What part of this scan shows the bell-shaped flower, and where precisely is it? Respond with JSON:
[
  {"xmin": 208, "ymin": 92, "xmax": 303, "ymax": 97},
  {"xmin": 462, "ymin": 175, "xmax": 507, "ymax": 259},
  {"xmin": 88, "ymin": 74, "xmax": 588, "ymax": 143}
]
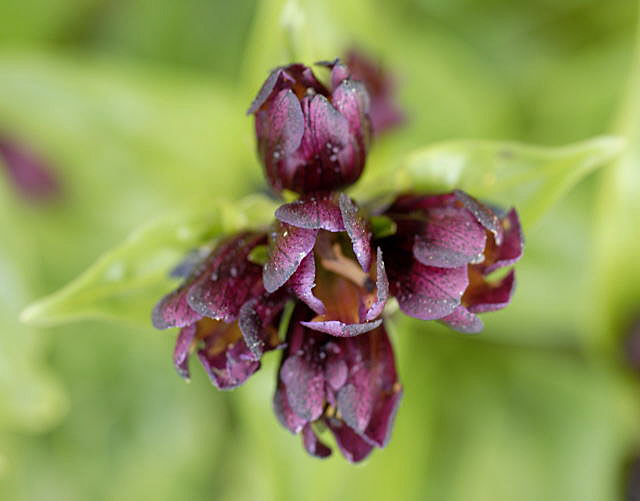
[
  {"xmin": 248, "ymin": 62, "xmax": 372, "ymax": 194},
  {"xmin": 375, "ymin": 190, "xmax": 523, "ymax": 333},
  {"xmin": 152, "ymin": 232, "xmax": 287, "ymax": 389},
  {"xmin": 262, "ymin": 192, "xmax": 389, "ymax": 337},
  {"xmin": 274, "ymin": 305, "xmax": 402, "ymax": 462}
]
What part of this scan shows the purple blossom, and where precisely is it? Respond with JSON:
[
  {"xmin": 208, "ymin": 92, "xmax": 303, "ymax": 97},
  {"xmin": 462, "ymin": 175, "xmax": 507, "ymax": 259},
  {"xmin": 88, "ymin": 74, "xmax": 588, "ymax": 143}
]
[
  {"xmin": 248, "ymin": 62, "xmax": 372, "ymax": 194},
  {"xmin": 152, "ymin": 54, "xmax": 526, "ymax": 463},
  {"xmin": 264, "ymin": 192, "xmax": 388, "ymax": 337},
  {"xmin": 376, "ymin": 190, "xmax": 524, "ymax": 333},
  {"xmin": 344, "ymin": 48, "xmax": 405, "ymax": 135},
  {"xmin": 152, "ymin": 232, "xmax": 286, "ymax": 389},
  {"xmin": 0, "ymin": 136, "xmax": 60, "ymax": 202},
  {"xmin": 274, "ymin": 304, "xmax": 402, "ymax": 462}
]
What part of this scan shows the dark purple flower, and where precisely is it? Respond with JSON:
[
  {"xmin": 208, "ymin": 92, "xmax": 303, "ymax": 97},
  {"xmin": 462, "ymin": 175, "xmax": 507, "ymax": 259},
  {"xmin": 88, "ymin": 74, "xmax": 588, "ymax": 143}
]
[
  {"xmin": 263, "ymin": 192, "xmax": 388, "ymax": 336},
  {"xmin": 0, "ymin": 136, "xmax": 60, "ymax": 202},
  {"xmin": 248, "ymin": 62, "xmax": 372, "ymax": 194},
  {"xmin": 274, "ymin": 304, "xmax": 402, "ymax": 462},
  {"xmin": 152, "ymin": 232, "xmax": 287, "ymax": 389},
  {"xmin": 344, "ymin": 48, "xmax": 405, "ymax": 135},
  {"xmin": 376, "ymin": 190, "xmax": 524, "ymax": 333}
]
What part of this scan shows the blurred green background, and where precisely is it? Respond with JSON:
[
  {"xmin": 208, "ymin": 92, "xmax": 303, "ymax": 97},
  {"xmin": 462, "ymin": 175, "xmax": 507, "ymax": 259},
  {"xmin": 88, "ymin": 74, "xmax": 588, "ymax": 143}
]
[{"xmin": 1, "ymin": 0, "xmax": 640, "ymax": 500}]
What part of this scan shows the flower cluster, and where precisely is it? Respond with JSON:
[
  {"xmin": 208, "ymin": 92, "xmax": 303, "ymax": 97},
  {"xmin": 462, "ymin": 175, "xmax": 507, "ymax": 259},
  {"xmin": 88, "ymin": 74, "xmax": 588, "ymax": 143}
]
[{"xmin": 153, "ymin": 59, "xmax": 523, "ymax": 462}]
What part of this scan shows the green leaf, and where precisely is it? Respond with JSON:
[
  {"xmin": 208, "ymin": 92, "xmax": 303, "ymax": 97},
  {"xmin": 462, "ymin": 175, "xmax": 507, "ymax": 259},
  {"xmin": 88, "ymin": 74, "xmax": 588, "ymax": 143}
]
[
  {"xmin": 587, "ymin": 31, "xmax": 640, "ymax": 351},
  {"xmin": 20, "ymin": 195, "xmax": 278, "ymax": 328},
  {"xmin": 395, "ymin": 135, "xmax": 624, "ymax": 227}
]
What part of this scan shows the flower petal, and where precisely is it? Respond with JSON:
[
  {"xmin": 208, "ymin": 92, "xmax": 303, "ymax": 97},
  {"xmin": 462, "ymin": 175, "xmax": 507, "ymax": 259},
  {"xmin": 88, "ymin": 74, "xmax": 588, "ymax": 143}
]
[
  {"xmin": 339, "ymin": 193, "xmax": 372, "ymax": 271},
  {"xmin": 286, "ymin": 252, "xmax": 326, "ymax": 315},
  {"xmin": 152, "ymin": 284, "xmax": 202, "ymax": 329},
  {"xmin": 336, "ymin": 324, "xmax": 401, "ymax": 446},
  {"xmin": 263, "ymin": 223, "xmax": 318, "ymax": 293},
  {"xmin": 273, "ymin": 382, "xmax": 307, "ymax": 434},
  {"xmin": 484, "ymin": 209, "xmax": 524, "ymax": 273},
  {"xmin": 364, "ymin": 247, "xmax": 389, "ymax": 322},
  {"xmin": 301, "ymin": 423, "xmax": 332, "ymax": 459},
  {"xmin": 466, "ymin": 269, "xmax": 516, "ymax": 313},
  {"xmin": 454, "ymin": 190, "xmax": 503, "ymax": 245},
  {"xmin": 324, "ymin": 356, "xmax": 348, "ymax": 391},
  {"xmin": 247, "ymin": 67, "xmax": 283, "ymax": 114},
  {"xmin": 325, "ymin": 418, "xmax": 374, "ymax": 463},
  {"xmin": 413, "ymin": 207, "xmax": 487, "ymax": 268},
  {"xmin": 390, "ymin": 257, "xmax": 468, "ymax": 320},
  {"xmin": 187, "ymin": 233, "xmax": 265, "ymax": 322},
  {"xmin": 332, "ymin": 79, "xmax": 371, "ymax": 141},
  {"xmin": 275, "ymin": 193, "xmax": 344, "ymax": 231},
  {"xmin": 439, "ymin": 305, "xmax": 484, "ymax": 334},
  {"xmin": 300, "ymin": 318, "xmax": 382, "ymax": 337},
  {"xmin": 256, "ymin": 88, "xmax": 305, "ymax": 157},
  {"xmin": 196, "ymin": 320, "xmax": 260, "ymax": 390},
  {"xmin": 293, "ymin": 94, "xmax": 360, "ymax": 192},
  {"xmin": 173, "ymin": 324, "xmax": 197, "ymax": 380},
  {"xmin": 280, "ymin": 354, "xmax": 325, "ymax": 422},
  {"xmin": 364, "ymin": 384, "xmax": 402, "ymax": 448},
  {"xmin": 238, "ymin": 292, "xmax": 287, "ymax": 359}
]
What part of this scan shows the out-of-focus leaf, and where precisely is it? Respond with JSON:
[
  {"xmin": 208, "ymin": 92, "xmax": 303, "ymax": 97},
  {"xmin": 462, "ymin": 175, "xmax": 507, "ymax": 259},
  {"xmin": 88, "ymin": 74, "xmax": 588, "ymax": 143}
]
[
  {"xmin": 0, "ymin": 256, "xmax": 68, "ymax": 433},
  {"xmin": 588, "ymin": 28, "xmax": 640, "ymax": 352},
  {"xmin": 394, "ymin": 135, "xmax": 624, "ymax": 226},
  {"xmin": 20, "ymin": 195, "xmax": 278, "ymax": 328}
]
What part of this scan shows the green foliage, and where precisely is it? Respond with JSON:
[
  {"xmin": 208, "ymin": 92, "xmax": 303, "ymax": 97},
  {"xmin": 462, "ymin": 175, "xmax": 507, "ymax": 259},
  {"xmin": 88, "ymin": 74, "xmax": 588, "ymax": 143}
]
[
  {"xmin": 588, "ymin": 29, "xmax": 640, "ymax": 351},
  {"xmin": 396, "ymin": 135, "xmax": 624, "ymax": 227},
  {"xmin": 20, "ymin": 195, "xmax": 277, "ymax": 327}
]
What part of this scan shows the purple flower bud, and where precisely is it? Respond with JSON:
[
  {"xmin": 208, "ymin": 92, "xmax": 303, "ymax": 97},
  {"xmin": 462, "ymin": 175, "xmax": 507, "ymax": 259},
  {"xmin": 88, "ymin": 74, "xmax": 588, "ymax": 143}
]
[
  {"xmin": 344, "ymin": 48, "xmax": 405, "ymax": 135},
  {"xmin": 376, "ymin": 190, "xmax": 524, "ymax": 333},
  {"xmin": 0, "ymin": 136, "xmax": 61, "ymax": 202},
  {"xmin": 152, "ymin": 232, "xmax": 286, "ymax": 389},
  {"xmin": 248, "ymin": 62, "xmax": 372, "ymax": 194},
  {"xmin": 274, "ymin": 305, "xmax": 402, "ymax": 462}
]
